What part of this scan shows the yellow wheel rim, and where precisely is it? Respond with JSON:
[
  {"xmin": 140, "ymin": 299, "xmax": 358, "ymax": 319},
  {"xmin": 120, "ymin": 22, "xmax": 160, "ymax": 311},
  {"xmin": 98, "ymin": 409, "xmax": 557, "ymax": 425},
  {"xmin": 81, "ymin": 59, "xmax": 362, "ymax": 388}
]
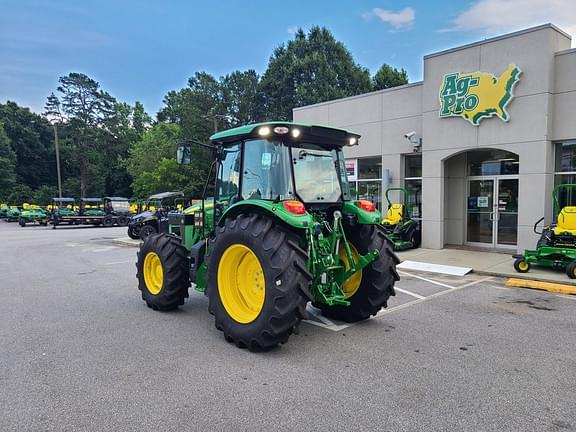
[
  {"xmin": 217, "ymin": 244, "xmax": 265, "ymax": 324},
  {"xmin": 143, "ymin": 252, "xmax": 163, "ymax": 295},
  {"xmin": 518, "ymin": 261, "xmax": 529, "ymax": 271},
  {"xmin": 339, "ymin": 244, "xmax": 363, "ymax": 299}
]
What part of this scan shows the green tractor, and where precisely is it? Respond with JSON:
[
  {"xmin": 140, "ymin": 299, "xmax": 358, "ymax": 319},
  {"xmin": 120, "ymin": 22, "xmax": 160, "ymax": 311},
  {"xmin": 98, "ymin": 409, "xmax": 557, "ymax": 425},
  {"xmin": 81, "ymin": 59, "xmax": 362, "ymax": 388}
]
[
  {"xmin": 381, "ymin": 187, "xmax": 421, "ymax": 251},
  {"xmin": 18, "ymin": 204, "xmax": 49, "ymax": 227},
  {"xmin": 136, "ymin": 122, "xmax": 399, "ymax": 351},
  {"xmin": 513, "ymin": 184, "xmax": 576, "ymax": 279}
]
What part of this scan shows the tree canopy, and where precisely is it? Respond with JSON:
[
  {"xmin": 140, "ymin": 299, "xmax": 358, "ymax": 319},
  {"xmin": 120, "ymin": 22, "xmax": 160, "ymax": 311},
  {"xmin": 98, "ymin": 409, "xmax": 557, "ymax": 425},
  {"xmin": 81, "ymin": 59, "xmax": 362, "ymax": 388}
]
[
  {"xmin": 2, "ymin": 26, "xmax": 409, "ymax": 204},
  {"xmin": 372, "ymin": 64, "xmax": 408, "ymax": 91},
  {"xmin": 260, "ymin": 26, "xmax": 373, "ymax": 120}
]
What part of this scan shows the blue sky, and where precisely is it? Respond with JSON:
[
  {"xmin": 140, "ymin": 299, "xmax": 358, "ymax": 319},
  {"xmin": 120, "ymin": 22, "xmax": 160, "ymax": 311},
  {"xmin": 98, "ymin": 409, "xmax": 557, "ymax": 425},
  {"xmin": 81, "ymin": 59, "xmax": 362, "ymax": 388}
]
[{"xmin": 1, "ymin": 0, "xmax": 575, "ymax": 115}]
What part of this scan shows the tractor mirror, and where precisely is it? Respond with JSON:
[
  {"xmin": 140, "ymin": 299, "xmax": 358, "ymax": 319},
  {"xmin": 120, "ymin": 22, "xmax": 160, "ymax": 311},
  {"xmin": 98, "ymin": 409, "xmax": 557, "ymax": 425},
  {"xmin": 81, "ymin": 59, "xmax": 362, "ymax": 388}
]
[{"xmin": 177, "ymin": 143, "xmax": 192, "ymax": 165}]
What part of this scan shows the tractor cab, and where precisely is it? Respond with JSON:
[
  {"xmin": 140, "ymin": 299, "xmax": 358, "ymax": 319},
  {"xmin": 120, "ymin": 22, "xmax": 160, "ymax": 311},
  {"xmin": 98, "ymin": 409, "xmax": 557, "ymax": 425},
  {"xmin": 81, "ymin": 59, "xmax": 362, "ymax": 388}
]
[{"xmin": 205, "ymin": 122, "xmax": 361, "ymax": 223}]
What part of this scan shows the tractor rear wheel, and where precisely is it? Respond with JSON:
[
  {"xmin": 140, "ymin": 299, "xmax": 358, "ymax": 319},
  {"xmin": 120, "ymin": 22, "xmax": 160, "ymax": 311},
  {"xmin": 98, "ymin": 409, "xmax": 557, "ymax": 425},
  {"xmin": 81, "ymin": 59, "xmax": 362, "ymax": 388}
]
[
  {"xmin": 136, "ymin": 233, "xmax": 190, "ymax": 310},
  {"xmin": 18, "ymin": 218, "xmax": 25, "ymax": 227},
  {"xmin": 315, "ymin": 224, "xmax": 400, "ymax": 323},
  {"xmin": 207, "ymin": 214, "xmax": 312, "ymax": 351}
]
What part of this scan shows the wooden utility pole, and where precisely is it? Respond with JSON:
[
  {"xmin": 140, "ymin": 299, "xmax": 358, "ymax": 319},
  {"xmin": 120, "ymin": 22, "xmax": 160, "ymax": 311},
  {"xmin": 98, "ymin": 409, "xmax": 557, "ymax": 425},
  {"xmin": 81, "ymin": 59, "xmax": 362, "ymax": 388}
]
[{"xmin": 53, "ymin": 124, "xmax": 63, "ymax": 199}]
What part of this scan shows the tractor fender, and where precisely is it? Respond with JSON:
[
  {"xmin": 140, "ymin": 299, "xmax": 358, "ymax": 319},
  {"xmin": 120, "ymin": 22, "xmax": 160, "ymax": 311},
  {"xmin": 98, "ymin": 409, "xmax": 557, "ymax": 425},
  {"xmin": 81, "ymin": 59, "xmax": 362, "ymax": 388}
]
[{"xmin": 218, "ymin": 200, "xmax": 313, "ymax": 230}]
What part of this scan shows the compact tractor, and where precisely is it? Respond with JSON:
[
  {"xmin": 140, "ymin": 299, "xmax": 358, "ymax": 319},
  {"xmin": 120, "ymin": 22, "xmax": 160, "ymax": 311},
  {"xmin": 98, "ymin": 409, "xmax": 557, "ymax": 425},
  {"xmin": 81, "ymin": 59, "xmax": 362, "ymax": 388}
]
[
  {"xmin": 381, "ymin": 187, "xmax": 421, "ymax": 250},
  {"xmin": 135, "ymin": 122, "xmax": 399, "ymax": 351},
  {"xmin": 514, "ymin": 184, "xmax": 576, "ymax": 279}
]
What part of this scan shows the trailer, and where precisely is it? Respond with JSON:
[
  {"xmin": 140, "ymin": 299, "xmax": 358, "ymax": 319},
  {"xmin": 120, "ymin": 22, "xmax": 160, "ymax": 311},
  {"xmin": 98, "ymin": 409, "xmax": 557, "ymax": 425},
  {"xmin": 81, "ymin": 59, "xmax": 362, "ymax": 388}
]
[{"xmin": 50, "ymin": 197, "xmax": 132, "ymax": 228}]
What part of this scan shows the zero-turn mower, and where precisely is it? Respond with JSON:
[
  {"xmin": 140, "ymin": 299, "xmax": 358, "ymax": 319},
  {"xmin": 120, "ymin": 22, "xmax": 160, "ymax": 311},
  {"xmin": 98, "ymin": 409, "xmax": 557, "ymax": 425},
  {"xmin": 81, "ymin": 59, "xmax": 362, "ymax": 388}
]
[
  {"xmin": 513, "ymin": 184, "xmax": 576, "ymax": 279},
  {"xmin": 381, "ymin": 187, "xmax": 421, "ymax": 251}
]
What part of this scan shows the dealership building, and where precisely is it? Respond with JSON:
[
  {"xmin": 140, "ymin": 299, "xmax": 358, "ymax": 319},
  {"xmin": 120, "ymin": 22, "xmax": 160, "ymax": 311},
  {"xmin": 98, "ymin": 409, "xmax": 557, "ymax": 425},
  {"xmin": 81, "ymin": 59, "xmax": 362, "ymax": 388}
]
[{"xmin": 293, "ymin": 23, "xmax": 576, "ymax": 253}]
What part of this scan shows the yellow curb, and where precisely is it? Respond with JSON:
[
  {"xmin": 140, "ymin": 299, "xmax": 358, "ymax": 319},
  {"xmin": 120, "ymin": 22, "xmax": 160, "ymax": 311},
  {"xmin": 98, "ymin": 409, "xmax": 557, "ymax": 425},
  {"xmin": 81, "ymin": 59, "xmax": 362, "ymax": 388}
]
[{"xmin": 506, "ymin": 278, "xmax": 576, "ymax": 295}]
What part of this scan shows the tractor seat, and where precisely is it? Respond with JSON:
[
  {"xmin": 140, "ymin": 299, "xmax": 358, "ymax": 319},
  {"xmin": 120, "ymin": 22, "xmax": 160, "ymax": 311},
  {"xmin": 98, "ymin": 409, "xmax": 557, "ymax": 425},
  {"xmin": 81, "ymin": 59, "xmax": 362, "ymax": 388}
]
[
  {"xmin": 553, "ymin": 206, "xmax": 576, "ymax": 236},
  {"xmin": 382, "ymin": 204, "xmax": 404, "ymax": 226}
]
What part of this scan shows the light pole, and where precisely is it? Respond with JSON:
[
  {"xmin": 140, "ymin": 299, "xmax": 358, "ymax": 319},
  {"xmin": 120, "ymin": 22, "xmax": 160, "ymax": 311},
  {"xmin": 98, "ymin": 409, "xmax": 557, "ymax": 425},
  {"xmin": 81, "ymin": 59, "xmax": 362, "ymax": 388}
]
[
  {"xmin": 53, "ymin": 124, "xmax": 63, "ymax": 199},
  {"xmin": 201, "ymin": 114, "xmax": 237, "ymax": 134}
]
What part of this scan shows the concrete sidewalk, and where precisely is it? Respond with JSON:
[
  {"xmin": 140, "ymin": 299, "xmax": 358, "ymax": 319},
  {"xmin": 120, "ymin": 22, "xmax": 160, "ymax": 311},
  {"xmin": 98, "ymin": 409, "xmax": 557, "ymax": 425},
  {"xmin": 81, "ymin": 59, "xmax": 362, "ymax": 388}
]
[{"xmin": 396, "ymin": 247, "xmax": 575, "ymax": 284}]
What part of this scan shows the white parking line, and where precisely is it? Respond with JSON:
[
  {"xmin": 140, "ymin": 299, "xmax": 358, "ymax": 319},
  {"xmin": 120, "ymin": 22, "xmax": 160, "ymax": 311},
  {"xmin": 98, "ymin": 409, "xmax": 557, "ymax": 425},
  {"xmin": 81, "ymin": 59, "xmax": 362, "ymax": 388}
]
[
  {"xmin": 398, "ymin": 270, "xmax": 456, "ymax": 289},
  {"xmin": 104, "ymin": 260, "xmax": 133, "ymax": 265},
  {"xmin": 395, "ymin": 287, "xmax": 426, "ymax": 299}
]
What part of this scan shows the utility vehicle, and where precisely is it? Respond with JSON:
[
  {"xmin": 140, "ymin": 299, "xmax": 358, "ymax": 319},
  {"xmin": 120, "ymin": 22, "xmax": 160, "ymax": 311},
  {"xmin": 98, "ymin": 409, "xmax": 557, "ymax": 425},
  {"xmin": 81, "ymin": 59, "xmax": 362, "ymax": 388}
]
[
  {"xmin": 136, "ymin": 122, "xmax": 399, "ymax": 351},
  {"xmin": 18, "ymin": 204, "xmax": 48, "ymax": 227},
  {"xmin": 127, "ymin": 191, "xmax": 185, "ymax": 240}
]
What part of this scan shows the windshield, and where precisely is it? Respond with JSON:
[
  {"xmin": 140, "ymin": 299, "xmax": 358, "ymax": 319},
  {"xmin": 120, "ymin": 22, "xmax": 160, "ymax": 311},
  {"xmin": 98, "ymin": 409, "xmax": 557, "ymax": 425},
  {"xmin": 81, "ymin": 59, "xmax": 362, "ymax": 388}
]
[{"xmin": 291, "ymin": 144, "xmax": 347, "ymax": 203}]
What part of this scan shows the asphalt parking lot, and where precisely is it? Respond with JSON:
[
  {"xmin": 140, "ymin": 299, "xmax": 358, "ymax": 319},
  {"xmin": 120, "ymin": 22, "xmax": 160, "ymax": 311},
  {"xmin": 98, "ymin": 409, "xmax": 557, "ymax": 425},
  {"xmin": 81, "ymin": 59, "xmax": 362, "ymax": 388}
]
[{"xmin": 1, "ymin": 222, "xmax": 575, "ymax": 431}]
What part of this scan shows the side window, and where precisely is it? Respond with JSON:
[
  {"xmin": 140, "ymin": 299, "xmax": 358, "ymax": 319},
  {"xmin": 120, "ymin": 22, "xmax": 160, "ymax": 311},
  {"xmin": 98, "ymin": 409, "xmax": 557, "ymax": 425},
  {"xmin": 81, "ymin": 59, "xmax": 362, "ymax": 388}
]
[
  {"xmin": 241, "ymin": 140, "xmax": 292, "ymax": 200},
  {"xmin": 218, "ymin": 143, "xmax": 241, "ymax": 202}
]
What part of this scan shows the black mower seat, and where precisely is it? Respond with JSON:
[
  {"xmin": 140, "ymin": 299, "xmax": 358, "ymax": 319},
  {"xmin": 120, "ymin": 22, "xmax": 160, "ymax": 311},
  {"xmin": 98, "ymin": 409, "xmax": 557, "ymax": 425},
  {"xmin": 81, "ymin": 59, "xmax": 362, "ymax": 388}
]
[{"xmin": 553, "ymin": 206, "xmax": 576, "ymax": 236}]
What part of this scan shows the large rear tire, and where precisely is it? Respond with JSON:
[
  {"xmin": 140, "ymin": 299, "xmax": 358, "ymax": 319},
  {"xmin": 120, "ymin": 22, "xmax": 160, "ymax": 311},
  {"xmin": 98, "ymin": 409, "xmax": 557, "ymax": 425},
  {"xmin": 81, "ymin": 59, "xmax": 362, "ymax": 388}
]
[
  {"xmin": 315, "ymin": 224, "xmax": 400, "ymax": 322},
  {"xmin": 207, "ymin": 214, "xmax": 312, "ymax": 351},
  {"xmin": 136, "ymin": 233, "xmax": 190, "ymax": 310}
]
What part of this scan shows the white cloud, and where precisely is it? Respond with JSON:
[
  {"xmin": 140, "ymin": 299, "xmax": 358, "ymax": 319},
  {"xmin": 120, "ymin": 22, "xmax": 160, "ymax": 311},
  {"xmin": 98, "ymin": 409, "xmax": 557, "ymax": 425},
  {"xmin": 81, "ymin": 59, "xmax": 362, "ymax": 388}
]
[
  {"xmin": 445, "ymin": 0, "xmax": 576, "ymax": 44},
  {"xmin": 363, "ymin": 7, "xmax": 415, "ymax": 30},
  {"xmin": 287, "ymin": 26, "xmax": 299, "ymax": 35}
]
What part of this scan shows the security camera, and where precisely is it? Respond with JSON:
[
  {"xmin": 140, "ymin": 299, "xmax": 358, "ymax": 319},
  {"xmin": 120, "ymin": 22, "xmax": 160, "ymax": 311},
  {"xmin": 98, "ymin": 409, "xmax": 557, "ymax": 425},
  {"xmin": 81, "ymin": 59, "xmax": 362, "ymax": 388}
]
[{"xmin": 404, "ymin": 131, "xmax": 416, "ymax": 139}]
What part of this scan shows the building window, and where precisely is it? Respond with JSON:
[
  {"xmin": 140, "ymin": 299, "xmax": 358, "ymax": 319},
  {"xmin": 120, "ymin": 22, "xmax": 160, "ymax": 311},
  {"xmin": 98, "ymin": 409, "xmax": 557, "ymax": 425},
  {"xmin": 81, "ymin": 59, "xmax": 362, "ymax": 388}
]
[
  {"xmin": 467, "ymin": 149, "xmax": 519, "ymax": 176},
  {"xmin": 554, "ymin": 141, "xmax": 576, "ymax": 209},
  {"xmin": 404, "ymin": 155, "xmax": 422, "ymax": 219},
  {"xmin": 347, "ymin": 157, "xmax": 382, "ymax": 211}
]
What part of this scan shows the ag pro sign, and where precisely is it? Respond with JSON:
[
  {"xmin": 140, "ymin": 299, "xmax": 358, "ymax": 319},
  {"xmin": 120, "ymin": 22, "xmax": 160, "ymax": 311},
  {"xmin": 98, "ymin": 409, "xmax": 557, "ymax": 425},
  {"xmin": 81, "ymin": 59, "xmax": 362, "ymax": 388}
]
[{"xmin": 439, "ymin": 64, "xmax": 522, "ymax": 126}]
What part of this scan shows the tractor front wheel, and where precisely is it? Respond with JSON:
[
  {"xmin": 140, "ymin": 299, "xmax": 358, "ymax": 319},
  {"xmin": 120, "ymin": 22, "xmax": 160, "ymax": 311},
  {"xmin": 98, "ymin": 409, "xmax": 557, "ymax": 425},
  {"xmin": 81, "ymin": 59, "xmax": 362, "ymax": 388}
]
[
  {"xmin": 207, "ymin": 214, "xmax": 311, "ymax": 351},
  {"xmin": 18, "ymin": 218, "xmax": 26, "ymax": 227},
  {"xmin": 315, "ymin": 224, "xmax": 400, "ymax": 323},
  {"xmin": 136, "ymin": 233, "xmax": 190, "ymax": 310}
]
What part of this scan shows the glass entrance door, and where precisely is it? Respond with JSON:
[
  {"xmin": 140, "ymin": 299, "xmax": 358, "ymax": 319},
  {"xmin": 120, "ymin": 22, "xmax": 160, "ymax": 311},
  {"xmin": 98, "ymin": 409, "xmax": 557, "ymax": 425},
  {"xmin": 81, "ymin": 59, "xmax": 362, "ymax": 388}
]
[
  {"xmin": 467, "ymin": 179, "xmax": 494, "ymax": 245},
  {"xmin": 496, "ymin": 178, "xmax": 518, "ymax": 246},
  {"xmin": 466, "ymin": 177, "xmax": 518, "ymax": 248}
]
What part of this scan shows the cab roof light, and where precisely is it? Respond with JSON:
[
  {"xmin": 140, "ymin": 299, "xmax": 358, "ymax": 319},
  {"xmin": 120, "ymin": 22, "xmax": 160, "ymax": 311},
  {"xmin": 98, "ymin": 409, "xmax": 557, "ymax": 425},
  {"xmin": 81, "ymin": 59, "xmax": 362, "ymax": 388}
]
[
  {"xmin": 283, "ymin": 200, "xmax": 306, "ymax": 215},
  {"xmin": 258, "ymin": 126, "xmax": 271, "ymax": 136},
  {"xmin": 356, "ymin": 199, "xmax": 376, "ymax": 212}
]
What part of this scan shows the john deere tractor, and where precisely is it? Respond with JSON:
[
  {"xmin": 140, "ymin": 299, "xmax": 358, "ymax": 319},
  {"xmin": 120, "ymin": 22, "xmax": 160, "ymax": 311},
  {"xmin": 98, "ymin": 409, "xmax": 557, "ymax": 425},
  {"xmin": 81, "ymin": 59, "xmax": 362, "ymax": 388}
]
[{"xmin": 136, "ymin": 122, "xmax": 399, "ymax": 351}]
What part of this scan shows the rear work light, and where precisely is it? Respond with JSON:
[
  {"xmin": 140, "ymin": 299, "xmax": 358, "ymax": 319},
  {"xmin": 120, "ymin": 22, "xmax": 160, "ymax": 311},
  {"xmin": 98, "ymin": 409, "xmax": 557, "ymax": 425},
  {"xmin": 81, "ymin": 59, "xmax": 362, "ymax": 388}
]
[
  {"xmin": 283, "ymin": 200, "xmax": 306, "ymax": 215},
  {"xmin": 356, "ymin": 200, "xmax": 376, "ymax": 212}
]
